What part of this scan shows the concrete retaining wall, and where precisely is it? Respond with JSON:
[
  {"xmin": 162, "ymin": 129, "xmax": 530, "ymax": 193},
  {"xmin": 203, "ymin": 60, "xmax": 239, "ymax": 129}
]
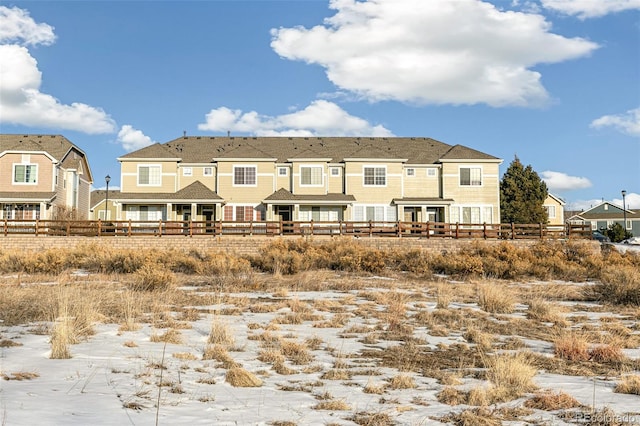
[{"xmin": 0, "ymin": 235, "xmax": 600, "ymax": 256}]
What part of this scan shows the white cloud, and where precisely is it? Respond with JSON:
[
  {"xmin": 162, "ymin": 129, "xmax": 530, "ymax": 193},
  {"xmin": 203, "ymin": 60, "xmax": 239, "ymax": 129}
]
[
  {"xmin": 270, "ymin": 0, "xmax": 598, "ymax": 107},
  {"xmin": 590, "ymin": 108, "xmax": 640, "ymax": 137},
  {"xmin": 198, "ymin": 100, "xmax": 394, "ymax": 137},
  {"xmin": 541, "ymin": 170, "xmax": 592, "ymax": 191},
  {"xmin": 117, "ymin": 125, "xmax": 155, "ymax": 152},
  {"xmin": 569, "ymin": 193, "xmax": 640, "ymax": 211},
  {"xmin": 0, "ymin": 8, "xmax": 116, "ymax": 134},
  {"xmin": 0, "ymin": 6, "xmax": 55, "ymax": 46},
  {"xmin": 541, "ymin": 0, "xmax": 640, "ymax": 19}
]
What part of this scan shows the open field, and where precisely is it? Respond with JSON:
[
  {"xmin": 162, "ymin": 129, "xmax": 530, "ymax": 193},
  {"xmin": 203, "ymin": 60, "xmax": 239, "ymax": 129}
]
[{"xmin": 1, "ymin": 239, "xmax": 639, "ymax": 425}]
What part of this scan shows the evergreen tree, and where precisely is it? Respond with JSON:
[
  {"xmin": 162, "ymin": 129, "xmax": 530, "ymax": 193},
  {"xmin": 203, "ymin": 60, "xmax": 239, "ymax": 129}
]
[
  {"xmin": 604, "ymin": 223, "xmax": 631, "ymax": 243},
  {"xmin": 500, "ymin": 157, "xmax": 549, "ymax": 224}
]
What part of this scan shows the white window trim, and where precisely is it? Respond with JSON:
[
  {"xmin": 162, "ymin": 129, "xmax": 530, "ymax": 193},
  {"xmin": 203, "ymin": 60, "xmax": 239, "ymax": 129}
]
[
  {"xmin": 12, "ymin": 163, "xmax": 38, "ymax": 185},
  {"xmin": 363, "ymin": 165, "xmax": 387, "ymax": 187},
  {"xmin": 137, "ymin": 164, "xmax": 162, "ymax": 186},
  {"xmin": 299, "ymin": 165, "xmax": 324, "ymax": 187},
  {"xmin": 182, "ymin": 167, "xmax": 193, "ymax": 177},
  {"xmin": 545, "ymin": 205, "xmax": 556, "ymax": 219},
  {"xmin": 233, "ymin": 165, "xmax": 258, "ymax": 187},
  {"xmin": 406, "ymin": 168, "xmax": 415, "ymax": 177},
  {"xmin": 203, "ymin": 167, "xmax": 213, "ymax": 176},
  {"xmin": 330, "ymin": 167, "xmax": 340, "ymax": 177},
  {"xmin": 278, "ymin": 167, "xmax": 288, "ymax": 177},
  {"xmin": 459, "ymin": 166, "xmax": 483, "ymax": 187},
  {"xmin": 427, "ymin": 168, "xmax": 437, "ymax": 177}
]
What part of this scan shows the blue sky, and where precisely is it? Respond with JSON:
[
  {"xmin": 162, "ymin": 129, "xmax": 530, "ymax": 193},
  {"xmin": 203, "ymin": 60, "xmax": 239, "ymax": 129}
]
[{"xmin": 1, "ymin": 0, "xmax": 638, "ymax": 211}]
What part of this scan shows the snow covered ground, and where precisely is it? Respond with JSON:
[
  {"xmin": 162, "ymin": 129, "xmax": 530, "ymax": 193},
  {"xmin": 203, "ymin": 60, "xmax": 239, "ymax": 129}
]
[{"xmin": 1, "ymin": 274, "xmax": 639, "ymax": 426}]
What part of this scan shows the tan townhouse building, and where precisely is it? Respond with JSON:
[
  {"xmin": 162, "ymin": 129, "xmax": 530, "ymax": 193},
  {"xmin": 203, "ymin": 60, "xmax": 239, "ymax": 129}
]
[
  {"xmin": 0, "ymin": 134, "xmax": 93, "ymax": 220},
  {"xmin": 92, "ymin": 136, "xmax": 503, "ymax": 225}
]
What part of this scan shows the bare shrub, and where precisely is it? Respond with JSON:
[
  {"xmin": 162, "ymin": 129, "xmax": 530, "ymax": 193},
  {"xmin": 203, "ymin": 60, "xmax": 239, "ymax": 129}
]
[
  {"xmin": 589, "ymin": 343, "xmax": 626, "ymax": 363},
  {"xmin": 592, "ymin": 264, "xmax": 640, "ymax": 305},
  {"xmin": 483, "ymin": 352, "xmax": 537, "ymax": 403},
  {"xmin": 313, "ymin": 400, "xmax": 350, "ymax": 410},
  {"xmin": 526, "ymin": 298, "xmax": 567, "ymax": 326},
  {"xmin": 208, "ymin": 317, "xmax": 235, "ymax": 347},
  {"xmin": 203, "ymin": 345, "xmax": 240, "ymax": 369}
]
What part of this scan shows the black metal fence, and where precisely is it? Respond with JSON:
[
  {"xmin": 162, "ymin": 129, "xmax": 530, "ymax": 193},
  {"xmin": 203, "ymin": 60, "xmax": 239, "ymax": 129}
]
[{"xmin": 1, "ymin": 219, "xmax": 592, "ymax": 240}]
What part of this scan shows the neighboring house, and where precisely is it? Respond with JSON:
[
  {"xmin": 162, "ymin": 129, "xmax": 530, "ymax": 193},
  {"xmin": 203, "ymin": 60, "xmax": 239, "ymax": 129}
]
[
  {"xmin": 544, "ymin": 193, "xmax": 565, "ymax": 226},
  {"xmin": 568, "ymin": 201, "xmax": 639, "ymax": 237},
  {"xmin": 92, "ymin": 136, "xmax": 503, "ymax": 225},
  {"xmin": 0, "ymin": 134, "xmax": 93, "ymax": 220}
]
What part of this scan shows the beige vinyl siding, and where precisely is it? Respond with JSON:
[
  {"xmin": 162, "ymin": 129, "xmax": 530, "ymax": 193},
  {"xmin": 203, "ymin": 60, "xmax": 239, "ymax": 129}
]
[
  {"xmin": 327, "ymin": 166, "xmax": 343, "ymax": 193},
  {"xmin": 402, "ymin": 166, "xmax": 440, "ymax": 198},
  {"xmin": 345, "ymin": 162, "xmax": 403, "ymax": 204},
  {"xmin": 0, "ymin": 153, "xmax": 54, "ymax": 192},
  {"xmin": 76, "ymin": 176, "xmax": 91, "ymax": 219},
  {"xmin": 442, "ymin": 162, "xmax": 501, "ymax": 223},
  {"xmin": 120, "ymin": 161, "xmax": 178, "ymax": 193},
  {"xmin": 217, "ymin": 161, "xmax": 276, "ymax": 203},
  {"xmin": 291, "ymin": 163, "xmax": 327, "ymax": 195},
  {"xmin": 275, "ymin": 165, "xmax": 291, "ymax": 191},
  {"xmin": 178, "ymin": 165, "xmax": 216, "ymax": 191},
  {"xmin": 544, "ymin": 196, "xmax": 565, "ymax": 226}
]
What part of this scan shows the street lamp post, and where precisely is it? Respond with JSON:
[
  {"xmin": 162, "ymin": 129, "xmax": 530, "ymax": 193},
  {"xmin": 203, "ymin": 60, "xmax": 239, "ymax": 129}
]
[
  {"xmin": 622, "ymin": 190, "xmax": 627, "ymax": 236},
  {"xmin": 105, "ymin": 175, "xmax": 111, "ymax": 221}
]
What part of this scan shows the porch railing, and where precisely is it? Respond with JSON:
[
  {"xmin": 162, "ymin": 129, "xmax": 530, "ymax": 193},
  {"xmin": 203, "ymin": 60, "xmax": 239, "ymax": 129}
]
[{"xmin": 1, "ymin": 218, "xmax": 592, "ymax": 240}]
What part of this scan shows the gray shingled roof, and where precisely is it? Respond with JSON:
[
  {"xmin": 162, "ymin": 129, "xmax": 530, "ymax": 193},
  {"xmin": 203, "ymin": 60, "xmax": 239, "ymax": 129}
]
[
  {"xmin": 1, "ymin": 134, "xmax": 74, "ymax": 161},
  {"xmin": 91, "ymin": 181, "xmax": 222, "ymax": 205},
  {"xmin": 264, "ymin": 188, "xmax": 356, "ymax": 203},
  {"xmin": 120, "ymin": 136, "xmax": 500, "ymax": 165},
  {"xmin": 0, "ymin": 192, "xmax": 56, "ymax": 202}
]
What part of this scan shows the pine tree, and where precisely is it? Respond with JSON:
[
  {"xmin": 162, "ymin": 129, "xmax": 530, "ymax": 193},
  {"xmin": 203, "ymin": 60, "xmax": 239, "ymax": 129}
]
[{"xmin": 500, "ymin": 157, "xmax": 549, "ymax": 224}]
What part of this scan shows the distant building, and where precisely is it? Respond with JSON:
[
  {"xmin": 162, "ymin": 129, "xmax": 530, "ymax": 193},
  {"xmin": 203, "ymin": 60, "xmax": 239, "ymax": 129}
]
[
  {"xmin": 90, "ymin": 136, "xmax": 503, "ymax": 225},
  {"xmin": 568, "ymin": 201, "xmax": 638, "ymax": 237},
  {"xmin": 544, "ymin": 193, "xmax": 565, "ymax": 226},
  {"xmin": 0, "ymin": 134, "xmax": 93, "ymax": 220}
]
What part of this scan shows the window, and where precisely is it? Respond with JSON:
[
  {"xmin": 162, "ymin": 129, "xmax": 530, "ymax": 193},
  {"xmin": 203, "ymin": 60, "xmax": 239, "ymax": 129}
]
[
  {"xmin": 462, "ymin": 207, "xmax": 481, "ymax": 224},
  {"xmin": 460, "ymin": 167, "xmax": 482, "ymax": 186},
  {"xmin": 545, "ymin": 205, "xmax": 556, "ymax": 219},
  {"xmin": 330, "ymin": 167, "xmax": 340, "ymax": 177},
  {"xmin": 278, "ymin": 167, "xmax": 288, "ymax": 177},
  {"xmin": 138, "ymin": 165, "xmax": 161, "ymax": 185},
  {"xmin": 233, "ymin": 166, "xmax": 256, "ymax": 186},
  {"xmin": 353, "ymin": 205, "xmax": 395, "ymax": 222},
  {"xmin": 13, "ymin": 164, "xmax": 37, "ymax": 184},
  {"xmin": 224, "ymin": 205, "xmax": 256, "ymax": 221},
  {"xmin": 427, "ymin": 168, "xmax": 437, "ymax": 177},
  {"xmin": 300, "ymin": 166, "xmax": 323, "ymax": 186},
  {"xmin": 203, "ymin": 167, "xmax": 213, "ymax": 176},
  {"xmin": 364, "ymin": 167, "xmax": 386, "ymax": 186},
  {"xmin": 182, "ymin": 167, "xmax": 192, "ymax": 176},
  {"xmin": 406, "ymin": 168, "xmax": 415, "ymax": 177}
]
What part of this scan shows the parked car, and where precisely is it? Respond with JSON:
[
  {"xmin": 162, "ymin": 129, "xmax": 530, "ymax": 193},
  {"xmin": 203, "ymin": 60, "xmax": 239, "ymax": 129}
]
[{"xmin": 592, "ymin": 231, "xmax": 611, "ymax": 243}]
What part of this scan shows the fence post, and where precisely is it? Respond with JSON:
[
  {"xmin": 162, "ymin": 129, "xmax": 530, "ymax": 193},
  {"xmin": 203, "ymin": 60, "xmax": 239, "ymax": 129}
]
[
  {"xmin": 426, "ymin": 221, "xmax": 430, "ymax": 239},
  {"xmin": 3, "ymin": 218, "xmax": 7, "ymax": 236},
  {"xmin": 455, "ymin": 222, "xmax": 459, "ymax": 239},
  {"xmin": 189, "ymin": 220, "xmax": 193, "ymax": 237},
  {"xmin": 511, "ymin": 222, "xmax": 515, "ymax": 240},
  {"xmin": 66, "ymin": 221, "xmax": 70, "ymax": 237},
  {"xmin": 369, "ymin": 220, "xmax": 372, "ymax": 237},
  {"xmin": 539, "ymin": 223, "xmax": 544, "ymax": 239},
  {"xmin": 128, "ymin": 219, "xmax": 132, "ymax": 237},
  {"xmin": 483, "ymin": 222, "xmax": 487, "ymax": 239},
  {"xmin": 97, "ymin": 218, "xmax": 102, "ymax": 237},
  {"xmin": 35, "ymin": 218, "xmax": 39, "ymax": 237},
  {"xmin": 397, "ymin": 221, "xmax": 401, "ymax": 238}
]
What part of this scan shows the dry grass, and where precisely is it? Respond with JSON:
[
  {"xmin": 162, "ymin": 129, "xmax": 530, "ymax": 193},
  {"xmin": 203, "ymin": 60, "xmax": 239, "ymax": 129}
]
[
  {"xmin": 150, "ymin": 328, "xmax": 183, "ymax": 344},
  {"xmin": 208, "ymin": 317, "xmax": 235, "ymax": 347},
  {"xmin": 614, "ymin": 375, "xmax": 640, "ymax": 395},
  {"xmin": 225, "ymin": 367, "xmax": 263, "ymax": 387},
  {"xmin": 313, "ymin": 399, "xmax": 351, "ymax": 410},
  {"xmin": 554, "ymin": 333, "xmax": 590, "ymax": 362},
  {"xmin": 129, "ymin": 264, "xmax": 176, "ymax": 292},
  {"xmin": 202, "ymin": 345, "xmax": 241, "ymax": 369},
  {"xmin": 475, "ymin": 352, "xmax": 538, "ymax": 404},
  {"xmin": 526, "ymin": 298, "xmax": 568, "ymax": 325},
  {"xmin": 477, "ymin": 282, "xmax": 516, "ymax": 314},
  {"xmin": 2, "ymin": 371, "xmax": 40, "ymax": 381},
  {"xmin": 524, "ymin": 391, "xmax": 583, "ymax": 410},
  {"xmin": 388, "ymin": 373, "xmax": 416, "ymax": 390}
]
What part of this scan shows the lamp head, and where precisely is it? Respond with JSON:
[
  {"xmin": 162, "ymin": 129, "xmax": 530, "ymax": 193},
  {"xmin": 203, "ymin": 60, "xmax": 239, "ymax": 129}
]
[{"xmin": 105, "ymin": 175, "xmax": 111, "ymax": 184}]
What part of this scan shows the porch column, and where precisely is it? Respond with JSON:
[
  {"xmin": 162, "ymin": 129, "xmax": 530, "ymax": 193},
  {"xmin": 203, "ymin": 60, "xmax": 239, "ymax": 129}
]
[
  {"xmin": 397, "ymin": 205, "xmax": 404, "ymax": 222},
  {"xmin": 39, "ymin": 202, "xmax": 46, "ymax": 219},
  {"xmin": 421, "ymin": 206, "xmax": 427, "ymax": 222},
  {"xmin": 191, "ymin": 203, "xmax": 197, "ymax": 220},
  {"xmin": 265, "ymin": 203, "xmax": 273, "ymax": 221},
  {"xmin": 166, "ymin": 203, "xmax": 172, "ymax": 221},
  {"xmin": 293, "ymin": 204, "xmax": 300, "ymax": 221},
  {"xmin": 215, "ymin": 204, "xmax": 222, "ymax": 221}
]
